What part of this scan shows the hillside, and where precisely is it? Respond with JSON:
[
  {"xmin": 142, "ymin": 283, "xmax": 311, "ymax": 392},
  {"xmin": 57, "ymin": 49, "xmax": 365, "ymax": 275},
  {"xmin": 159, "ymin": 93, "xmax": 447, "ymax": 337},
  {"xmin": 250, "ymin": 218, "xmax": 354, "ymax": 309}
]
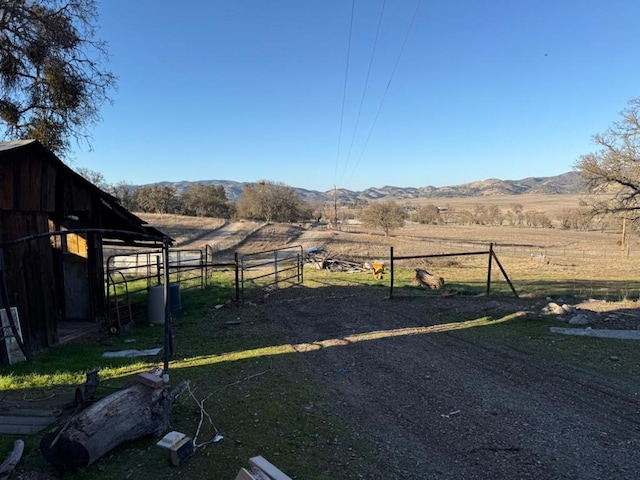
[{"xmin": 149, "ymin": 171, "xmax": 585, "ymax": 203}]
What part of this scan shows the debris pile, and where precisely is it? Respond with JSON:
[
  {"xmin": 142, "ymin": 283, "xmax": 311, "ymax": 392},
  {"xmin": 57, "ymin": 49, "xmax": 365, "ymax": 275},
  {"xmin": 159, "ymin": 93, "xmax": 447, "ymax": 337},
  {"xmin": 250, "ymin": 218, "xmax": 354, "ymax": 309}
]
[{"xmin": 304, "ymin": 247, "xmax": 372, "ymax": 274}]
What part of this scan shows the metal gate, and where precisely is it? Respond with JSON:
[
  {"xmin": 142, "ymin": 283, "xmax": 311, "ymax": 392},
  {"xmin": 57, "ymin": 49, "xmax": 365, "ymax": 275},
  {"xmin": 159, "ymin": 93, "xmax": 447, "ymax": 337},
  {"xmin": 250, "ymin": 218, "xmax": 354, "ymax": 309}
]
[{"xmin": 240, "ymin": 245, "xmax": 303, "ymax": 301}]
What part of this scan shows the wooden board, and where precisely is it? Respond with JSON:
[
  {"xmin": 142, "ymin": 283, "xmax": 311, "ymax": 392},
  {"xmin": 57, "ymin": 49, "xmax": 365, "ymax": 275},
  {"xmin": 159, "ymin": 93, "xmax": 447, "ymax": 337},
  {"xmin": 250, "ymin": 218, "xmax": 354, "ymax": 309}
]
[
  {"xmin": 0, "ymin": 409, "xmax": 61, "ymax": 435},
  {"xmin": 234, "ymin": 468, "xmax": 257, "ymax": 480},
  {"xmin": 248, "ymin": 456, "xmax": 292, "ymax": 480}
]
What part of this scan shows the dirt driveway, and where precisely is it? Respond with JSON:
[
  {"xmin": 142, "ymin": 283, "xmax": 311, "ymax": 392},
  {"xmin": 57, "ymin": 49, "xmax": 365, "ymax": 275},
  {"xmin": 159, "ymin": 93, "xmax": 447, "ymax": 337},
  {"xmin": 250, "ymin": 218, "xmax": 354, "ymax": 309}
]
[{"xmin": 260, "ymin": 285, "xmax": 640, "ymax": 479}]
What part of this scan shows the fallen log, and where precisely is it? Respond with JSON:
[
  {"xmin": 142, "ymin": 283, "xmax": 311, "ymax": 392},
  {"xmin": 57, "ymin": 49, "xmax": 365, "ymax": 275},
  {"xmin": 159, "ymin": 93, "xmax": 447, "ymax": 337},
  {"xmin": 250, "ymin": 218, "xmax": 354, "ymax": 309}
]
[
  {"xmin": 412, "ymin": 269, "xmax": 444, "ymax": 290},
  {"xmin": 0, "ymin": 439, "xmax": 24, "ymax": 480},
  {"xmin": 41, "ymin": 380, "xmax": 187, "ymax": 473}
]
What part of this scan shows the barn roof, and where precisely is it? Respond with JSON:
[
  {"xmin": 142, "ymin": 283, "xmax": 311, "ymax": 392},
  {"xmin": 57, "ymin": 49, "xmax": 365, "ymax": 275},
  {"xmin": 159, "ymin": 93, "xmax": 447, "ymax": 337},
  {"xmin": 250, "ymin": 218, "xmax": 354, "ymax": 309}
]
[{"xmin": 0, "ymin": 140, "xmax": 170, "ymax": 246}]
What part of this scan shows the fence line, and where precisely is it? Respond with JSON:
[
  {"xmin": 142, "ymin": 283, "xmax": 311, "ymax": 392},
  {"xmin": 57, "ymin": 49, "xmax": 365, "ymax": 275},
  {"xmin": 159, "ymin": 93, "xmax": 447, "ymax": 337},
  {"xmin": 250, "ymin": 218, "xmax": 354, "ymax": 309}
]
[{"xmin": 389, "ymin": 244, "xmax": 518, "ymax": 299}]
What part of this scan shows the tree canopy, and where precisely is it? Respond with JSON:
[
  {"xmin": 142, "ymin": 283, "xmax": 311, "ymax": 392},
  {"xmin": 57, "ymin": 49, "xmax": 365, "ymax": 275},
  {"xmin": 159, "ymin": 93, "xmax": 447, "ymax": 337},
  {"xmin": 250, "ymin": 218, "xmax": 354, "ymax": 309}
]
[
  {"xmin": 180, "ymin": 183, "xmax": 234, "ymax": 218},
  {"xmin": 134, "ymin": 185, "xmax": 178, "ymax": 214},
  {"xmin": 0, "ymin": 0, "xmax": 116, "ymax": 156},
  {"xmin": 361, "ymin": 200, "xmax": 405, "ymax": 236},
  {"xmin": 575, "ymin": 97, "xmax": 640, "ymax": 220},
  {"xmin": 236, "ymin": 181, "xmax": 310, "ymax": 222}
]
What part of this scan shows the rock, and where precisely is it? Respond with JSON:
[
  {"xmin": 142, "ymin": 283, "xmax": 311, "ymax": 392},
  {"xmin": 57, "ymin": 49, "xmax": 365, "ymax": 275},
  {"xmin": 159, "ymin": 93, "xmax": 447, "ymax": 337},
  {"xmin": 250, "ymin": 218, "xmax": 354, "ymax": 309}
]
[
  {"xmin": 542, "ymin": 302, "xmax": 567, "ymax": 315},
  {"xmin": 561, "ymin": 304, "xmax": 574, "ymax": 314},
  {"xmin": 568, "ymin": 314, "xmax": 590, "ymax": 326}
]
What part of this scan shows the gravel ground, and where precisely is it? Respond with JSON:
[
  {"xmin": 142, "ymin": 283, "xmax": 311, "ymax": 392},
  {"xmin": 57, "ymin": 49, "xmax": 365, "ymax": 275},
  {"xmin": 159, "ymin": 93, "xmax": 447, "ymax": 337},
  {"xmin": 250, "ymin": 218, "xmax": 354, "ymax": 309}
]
[{"xmin": 262, "ymin": 285, "xmax": 640, "ymax": 479}]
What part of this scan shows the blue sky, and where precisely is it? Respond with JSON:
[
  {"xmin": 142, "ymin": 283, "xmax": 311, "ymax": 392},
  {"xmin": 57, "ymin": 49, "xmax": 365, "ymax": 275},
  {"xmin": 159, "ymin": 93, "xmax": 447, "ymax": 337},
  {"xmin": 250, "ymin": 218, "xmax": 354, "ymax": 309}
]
[{"xmin": 73, "ymin": 0, "xmax": 640, "ymax": 192}]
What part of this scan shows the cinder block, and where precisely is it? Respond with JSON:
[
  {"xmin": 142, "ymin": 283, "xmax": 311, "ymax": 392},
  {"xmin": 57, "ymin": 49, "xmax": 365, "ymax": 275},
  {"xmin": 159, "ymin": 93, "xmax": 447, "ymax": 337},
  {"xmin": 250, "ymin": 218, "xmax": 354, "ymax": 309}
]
[
  {"xmin": 157, "ymin": 431, "xmax": 194, "ymax": 466},
  {"xmin": 136, "ymin": 372, "xmax": 164, "ymax": 388}
]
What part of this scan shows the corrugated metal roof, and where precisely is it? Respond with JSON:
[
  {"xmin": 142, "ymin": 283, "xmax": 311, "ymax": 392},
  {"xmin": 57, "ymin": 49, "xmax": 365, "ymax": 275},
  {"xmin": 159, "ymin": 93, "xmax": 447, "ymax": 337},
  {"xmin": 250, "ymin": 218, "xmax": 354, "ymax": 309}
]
[{"xmin": 0, "ymin": 139, "xmax": 36, "ymax": 152}]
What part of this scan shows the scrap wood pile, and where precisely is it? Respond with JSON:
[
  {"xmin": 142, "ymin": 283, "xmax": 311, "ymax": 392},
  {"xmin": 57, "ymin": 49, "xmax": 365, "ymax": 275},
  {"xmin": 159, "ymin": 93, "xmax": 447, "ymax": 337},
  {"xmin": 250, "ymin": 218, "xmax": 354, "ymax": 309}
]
[{"xmin": 304, "ymin": 246, "xmax": 371, "ymax": 273}]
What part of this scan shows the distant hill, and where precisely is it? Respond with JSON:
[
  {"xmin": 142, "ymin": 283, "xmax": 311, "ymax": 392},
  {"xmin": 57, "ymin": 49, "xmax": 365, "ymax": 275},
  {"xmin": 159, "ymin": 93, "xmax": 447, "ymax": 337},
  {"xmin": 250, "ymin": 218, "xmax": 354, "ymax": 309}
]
[{"xmin": 149, "ymin": 171, "xmax": 586, "ymax": 203}]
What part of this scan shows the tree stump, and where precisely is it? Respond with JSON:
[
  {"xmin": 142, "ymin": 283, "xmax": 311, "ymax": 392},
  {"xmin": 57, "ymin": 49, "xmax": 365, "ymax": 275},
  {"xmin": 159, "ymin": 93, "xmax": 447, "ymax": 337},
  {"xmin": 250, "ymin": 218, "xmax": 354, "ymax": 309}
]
[
  {"xmin": 41, "ymin": 380, "xmax": 187, "ymax": 473},
  {"xmin": 411, "ymin": 269, "xmax": 444, "ymax": 290}
]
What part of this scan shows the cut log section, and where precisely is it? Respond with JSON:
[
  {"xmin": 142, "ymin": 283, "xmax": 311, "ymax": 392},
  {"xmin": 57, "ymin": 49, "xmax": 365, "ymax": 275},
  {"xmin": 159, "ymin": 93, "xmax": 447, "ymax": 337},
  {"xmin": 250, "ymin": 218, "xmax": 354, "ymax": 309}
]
[
  {"xmin": 412, "ymin": 268, "xmax": 444, "ymax": 290},
  {"xmin": 41, "ymin": 381, "xmax": 187, "ymax": 473}
]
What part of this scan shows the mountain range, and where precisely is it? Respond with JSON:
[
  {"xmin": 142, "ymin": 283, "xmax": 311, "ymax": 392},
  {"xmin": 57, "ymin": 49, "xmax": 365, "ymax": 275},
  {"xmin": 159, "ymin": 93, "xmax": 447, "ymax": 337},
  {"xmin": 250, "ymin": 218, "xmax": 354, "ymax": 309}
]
[{"xmin": 152, "ymin": 171, "xmax": 585, "ymax": 204}]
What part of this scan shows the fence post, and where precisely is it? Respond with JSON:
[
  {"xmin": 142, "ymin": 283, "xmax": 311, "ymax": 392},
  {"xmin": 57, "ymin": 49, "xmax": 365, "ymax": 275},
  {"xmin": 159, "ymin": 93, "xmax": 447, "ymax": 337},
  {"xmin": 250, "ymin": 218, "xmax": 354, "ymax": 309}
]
[
  {"xmin": 162, "ymin": 237, "xmax": 172, "ymax": 383},
  {"xmin": 235, "ymin": 252, "xmax": 240, "ymax": 303},
  {"xmin": 274, "ymin": 250, "xmax": 279, "ymax": 288},
  {"xmin": 389, "ymin": 246, "xmax": 394, "ymax": 299},
  {"xmin": 299, "ymin": 248, "xmax": 304, "ymax": 285},
  {"xmin": 486, "ymin": 243, "xmax": 493, "ymax": 295}
]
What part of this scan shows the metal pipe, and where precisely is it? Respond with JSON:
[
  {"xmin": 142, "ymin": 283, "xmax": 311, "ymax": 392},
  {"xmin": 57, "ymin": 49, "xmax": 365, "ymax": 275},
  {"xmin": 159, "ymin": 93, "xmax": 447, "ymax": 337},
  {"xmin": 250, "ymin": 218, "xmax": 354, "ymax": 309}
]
[{"xmin": 162, "ymin": 237, "xmax": 171, "ymax": 383}]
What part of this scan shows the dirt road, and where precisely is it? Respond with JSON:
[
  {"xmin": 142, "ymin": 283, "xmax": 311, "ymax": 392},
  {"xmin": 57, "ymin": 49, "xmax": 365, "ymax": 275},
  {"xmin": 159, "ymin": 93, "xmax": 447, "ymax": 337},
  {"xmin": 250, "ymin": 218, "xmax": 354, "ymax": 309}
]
[{"xmin": 262, "ymin": 285, "xmax": 640, "ymax": 479}]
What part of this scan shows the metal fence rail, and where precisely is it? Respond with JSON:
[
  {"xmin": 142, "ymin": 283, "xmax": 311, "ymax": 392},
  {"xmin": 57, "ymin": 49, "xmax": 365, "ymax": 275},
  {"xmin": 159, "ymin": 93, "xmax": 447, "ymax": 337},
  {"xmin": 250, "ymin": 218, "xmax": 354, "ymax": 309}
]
[
  {"xmin": 240, "ymin": 245, "xmax": 304, "ymax": 301},
  {"xmin": 389, "ymin": 244, "xmax": 518, "ymax": 299}
]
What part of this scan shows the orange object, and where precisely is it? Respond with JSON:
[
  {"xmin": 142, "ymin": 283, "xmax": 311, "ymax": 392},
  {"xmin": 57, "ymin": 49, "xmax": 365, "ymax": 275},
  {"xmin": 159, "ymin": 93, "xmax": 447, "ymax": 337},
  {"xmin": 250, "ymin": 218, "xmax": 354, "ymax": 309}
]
[{"xmin": 372, "ymin": 262, "xmax": 384, "ymax": 279}]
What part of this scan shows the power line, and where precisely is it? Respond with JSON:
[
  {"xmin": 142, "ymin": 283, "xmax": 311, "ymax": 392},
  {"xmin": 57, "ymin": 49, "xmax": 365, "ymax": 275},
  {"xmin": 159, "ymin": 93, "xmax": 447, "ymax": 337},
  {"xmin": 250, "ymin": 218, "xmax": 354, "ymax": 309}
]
[
  {"xmin": 346, "ymin": 0, "xmax": 422, "ymax": 187},
  {"xmin": 334, "ymin": 0, "xmax": 356, "ymax": 185},
  {"xmin": 340, "ymin": 0, "xmax": 387, "ymax": 185}
]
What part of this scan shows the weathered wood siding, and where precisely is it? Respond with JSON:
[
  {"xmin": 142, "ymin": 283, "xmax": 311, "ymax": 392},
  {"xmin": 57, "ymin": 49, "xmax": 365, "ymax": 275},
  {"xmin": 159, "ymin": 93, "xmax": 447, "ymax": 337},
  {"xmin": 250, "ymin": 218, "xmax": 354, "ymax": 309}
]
[
  {"xmin": 0, "ymin": 140, "xmax": 162, "ymax": 357},
  {"xmin": 0, "ymin": 212, "xmax": 59, "ymax": 351}
]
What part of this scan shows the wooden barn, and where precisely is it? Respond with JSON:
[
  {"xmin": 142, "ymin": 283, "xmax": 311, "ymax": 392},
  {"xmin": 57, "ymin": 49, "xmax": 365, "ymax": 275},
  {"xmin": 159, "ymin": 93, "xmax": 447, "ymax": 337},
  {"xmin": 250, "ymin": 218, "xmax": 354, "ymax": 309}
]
[{"xmin": 0, "ymin": 140, "xmax": 167, "ymax": 362}]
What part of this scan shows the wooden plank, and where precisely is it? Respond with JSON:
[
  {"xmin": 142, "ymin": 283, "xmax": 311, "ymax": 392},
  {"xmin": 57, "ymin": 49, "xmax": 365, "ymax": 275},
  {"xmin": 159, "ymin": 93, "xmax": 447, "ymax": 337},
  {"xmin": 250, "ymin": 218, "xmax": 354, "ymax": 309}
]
[
  {"xmin": 0, "ymin": 415, "xmax": 57, "ymax": 426},
  {"xmin": 0, "ymin": 424, "xmax": 50, "ymax": 435},
  {"xmin": 235, "ymin": 468, "xmax": 257, "ymax": 480},
  {"xmin": 248, "ymin": 456, "xmax": 293, "ymax": 480},
  {"xmin": 0, "ymin": 409, "xmax": 60, "ymax": 417}
]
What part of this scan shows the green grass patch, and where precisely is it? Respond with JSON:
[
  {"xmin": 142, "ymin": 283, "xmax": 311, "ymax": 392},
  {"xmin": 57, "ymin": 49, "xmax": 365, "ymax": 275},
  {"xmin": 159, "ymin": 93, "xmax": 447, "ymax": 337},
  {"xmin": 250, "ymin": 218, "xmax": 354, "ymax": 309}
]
[{"xmin": 0, "ymin": 276, "xmax": 372, "ymax": 479}]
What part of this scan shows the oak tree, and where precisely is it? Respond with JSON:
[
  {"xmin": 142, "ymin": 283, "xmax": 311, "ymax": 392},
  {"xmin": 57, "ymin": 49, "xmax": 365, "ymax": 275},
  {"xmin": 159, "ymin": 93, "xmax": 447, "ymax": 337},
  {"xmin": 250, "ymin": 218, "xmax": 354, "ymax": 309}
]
[
  {"xmin": 576, "ymin": 97, "xmax": 640, "ymax": 220},
  {"xmin": 360, "ymin": 200, "xmax": 405, "ymax": 236},
  {"xmin": 236, "ymin": 181, "xmax": 310, "ymax": 222},
  {"xmin": 0, "ymin": 0, "xmax": 116, "ymax": 156},
  {"xmin": 180, "ymin": 183, "xmax": 233, "ymax": 218},
  {"xmin": 134, "ymin": 185, "xmax": 179, "ymax": 214}
]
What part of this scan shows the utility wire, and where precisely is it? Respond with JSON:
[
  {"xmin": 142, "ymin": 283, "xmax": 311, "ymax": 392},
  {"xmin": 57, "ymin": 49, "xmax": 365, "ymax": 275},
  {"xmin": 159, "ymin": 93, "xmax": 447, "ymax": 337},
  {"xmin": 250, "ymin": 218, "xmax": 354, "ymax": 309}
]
[
  {"xmin": 346, "ymin": 0, "xmax": 422, "ymax": 187},
  {"xmin": 334, "ymin": 0, "xmax": 356, "ymax": 185},
  {"xmin": 340, "ymin": 0, "xmax": 387, "ymax": 185}
]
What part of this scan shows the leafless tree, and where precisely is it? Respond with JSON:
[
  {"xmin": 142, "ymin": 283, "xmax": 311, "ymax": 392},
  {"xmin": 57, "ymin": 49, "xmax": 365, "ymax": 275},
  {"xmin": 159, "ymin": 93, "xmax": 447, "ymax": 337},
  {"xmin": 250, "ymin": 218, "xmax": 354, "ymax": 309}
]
[{"xmin": 576, "ymin": 97, "xmax": 640, "ymax": 220}]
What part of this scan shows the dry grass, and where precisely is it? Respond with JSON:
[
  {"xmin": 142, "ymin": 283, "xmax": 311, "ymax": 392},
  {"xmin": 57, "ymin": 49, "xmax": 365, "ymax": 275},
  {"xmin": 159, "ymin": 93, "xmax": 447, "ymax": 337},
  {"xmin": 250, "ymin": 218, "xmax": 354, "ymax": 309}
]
[
  {"xmin": 403, "ymin": 193, "xmax": 587, "ymax": 218},
  {"xmin": 137, "ymin": 213, "xmax": 226, "ymax": 246},
  {"xmin": 134, "ymin": 194, "xmax": 639, "ymax": 301}
]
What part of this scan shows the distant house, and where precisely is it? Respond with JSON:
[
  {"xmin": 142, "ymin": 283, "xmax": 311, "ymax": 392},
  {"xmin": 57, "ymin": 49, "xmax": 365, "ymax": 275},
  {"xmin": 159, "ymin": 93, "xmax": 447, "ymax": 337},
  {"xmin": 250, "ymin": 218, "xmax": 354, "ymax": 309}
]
[{"xmin": 0, "ymin": 140, "xmax": 167, "ymax": 361}]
